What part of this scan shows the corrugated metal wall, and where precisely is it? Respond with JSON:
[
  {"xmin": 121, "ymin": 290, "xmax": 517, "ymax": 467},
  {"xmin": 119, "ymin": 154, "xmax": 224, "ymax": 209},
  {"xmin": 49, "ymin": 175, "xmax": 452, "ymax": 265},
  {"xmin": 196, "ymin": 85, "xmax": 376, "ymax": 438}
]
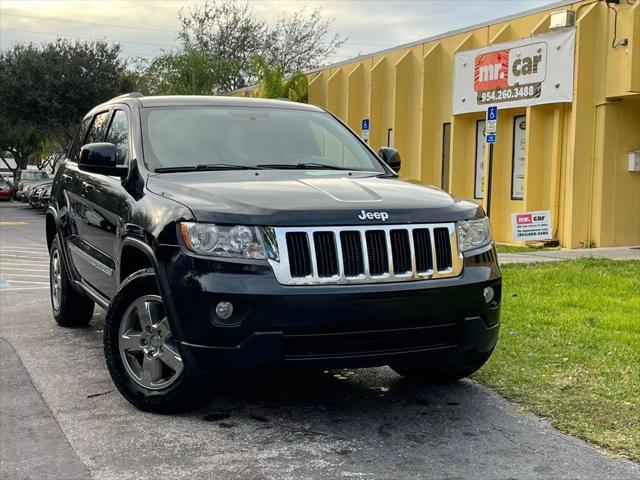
[{"xmin": 306, "ymin": 0, "xmax": 640, "ymax": 248}]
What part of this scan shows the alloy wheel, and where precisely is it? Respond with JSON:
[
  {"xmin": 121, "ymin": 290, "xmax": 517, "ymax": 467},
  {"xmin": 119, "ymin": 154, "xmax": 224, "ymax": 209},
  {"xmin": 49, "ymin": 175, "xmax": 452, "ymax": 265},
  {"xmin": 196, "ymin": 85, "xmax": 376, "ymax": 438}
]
[{"xmin": 118, "ymin": 295, "xmax": 184, "ymax": 390}]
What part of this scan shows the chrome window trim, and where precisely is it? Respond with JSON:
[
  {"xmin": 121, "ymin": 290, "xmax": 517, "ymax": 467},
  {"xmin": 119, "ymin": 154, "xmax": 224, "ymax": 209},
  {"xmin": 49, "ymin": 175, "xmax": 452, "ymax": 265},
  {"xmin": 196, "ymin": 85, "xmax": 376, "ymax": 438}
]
[{"xmin": 268, "ymin": 223, "xmax": 463, "ymax": 286}]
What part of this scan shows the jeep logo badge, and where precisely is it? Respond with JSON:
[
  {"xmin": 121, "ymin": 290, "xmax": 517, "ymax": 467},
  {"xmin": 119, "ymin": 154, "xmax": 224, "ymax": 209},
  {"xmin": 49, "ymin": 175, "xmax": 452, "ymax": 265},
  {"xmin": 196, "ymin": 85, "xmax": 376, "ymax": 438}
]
[{"xmin": 358, "ymin": 210, "xmax": 389, "ymax": 222}]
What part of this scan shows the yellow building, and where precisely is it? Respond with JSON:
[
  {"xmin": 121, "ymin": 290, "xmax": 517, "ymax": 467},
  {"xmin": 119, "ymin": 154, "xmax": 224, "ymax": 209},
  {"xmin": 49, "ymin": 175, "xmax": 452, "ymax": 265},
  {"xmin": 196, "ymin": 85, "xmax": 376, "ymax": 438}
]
[{"xmin": 303, "ymin": 0, "xmax": 640, "ymax": 248}]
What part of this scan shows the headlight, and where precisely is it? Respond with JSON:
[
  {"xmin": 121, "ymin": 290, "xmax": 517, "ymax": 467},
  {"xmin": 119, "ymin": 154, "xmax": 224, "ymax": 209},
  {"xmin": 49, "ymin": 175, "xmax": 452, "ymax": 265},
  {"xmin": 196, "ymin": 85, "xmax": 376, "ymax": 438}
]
[
  {"xmin": 180, "ymin": 223, "xmax": 278, "ymax": 260},
  {"xmin": 456, "ymin": 217, "xmax": 493, "ymax": 252}
]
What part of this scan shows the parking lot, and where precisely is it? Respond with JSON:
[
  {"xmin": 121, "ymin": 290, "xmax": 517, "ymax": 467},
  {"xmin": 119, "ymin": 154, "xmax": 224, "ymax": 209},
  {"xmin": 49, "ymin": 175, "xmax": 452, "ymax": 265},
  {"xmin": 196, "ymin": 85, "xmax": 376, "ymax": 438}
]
[{"xmin": 0, "ymin": 202, "xmax": 638, "ymax": 480}]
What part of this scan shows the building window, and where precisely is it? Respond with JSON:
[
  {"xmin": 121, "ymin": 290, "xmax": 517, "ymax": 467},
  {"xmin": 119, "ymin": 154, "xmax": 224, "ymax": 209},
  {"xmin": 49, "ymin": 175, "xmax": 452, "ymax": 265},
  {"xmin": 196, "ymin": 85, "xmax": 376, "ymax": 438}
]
[
  {"xmin": 441, "ymin": 123, "xmax": 451, "ymax": 191},
  {"xmin": 511, "ymin": 115, "xmax": 527, "ymax": 200},
  {"xmin": 474, "ymin": 119, "xmax": 486, "ymax": 199}
]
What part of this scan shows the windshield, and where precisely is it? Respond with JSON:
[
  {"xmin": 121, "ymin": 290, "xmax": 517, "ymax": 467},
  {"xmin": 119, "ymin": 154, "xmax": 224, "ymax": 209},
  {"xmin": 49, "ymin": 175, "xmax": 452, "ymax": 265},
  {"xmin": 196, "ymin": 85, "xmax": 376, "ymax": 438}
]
[
  {"xmin": 20, "ymin": 171, "xmax": 48, "ymax": 181},
  {"xmin": 142, "ymin": 107, "xmax": 385, "ymax": 173}
]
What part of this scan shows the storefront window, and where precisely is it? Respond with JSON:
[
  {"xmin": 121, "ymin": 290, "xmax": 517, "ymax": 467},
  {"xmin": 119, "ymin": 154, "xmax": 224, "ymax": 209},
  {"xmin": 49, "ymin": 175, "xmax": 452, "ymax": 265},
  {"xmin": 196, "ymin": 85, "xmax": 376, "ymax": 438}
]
[
  {"xmin": 441, "ymin": 123, "xmax": 451, "ymax": 191},
  {"xmin": 474, "ymin": 119, "xmax": 486, "ymax": 199},
  {"xmin": 511, "ymin": 116, "xmax": 526, "ymax": 200}
]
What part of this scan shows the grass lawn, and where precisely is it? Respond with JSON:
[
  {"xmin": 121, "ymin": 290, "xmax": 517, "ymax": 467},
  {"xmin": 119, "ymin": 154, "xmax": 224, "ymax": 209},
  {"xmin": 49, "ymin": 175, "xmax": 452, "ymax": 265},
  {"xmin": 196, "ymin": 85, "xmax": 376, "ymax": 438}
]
[
  {"xmin": 495, "ymin": 244, "xmax": 561, "ymax": 254},
  {"xmin": 473, "ymin": 258, "xmax": 640, "ymax": 461}
]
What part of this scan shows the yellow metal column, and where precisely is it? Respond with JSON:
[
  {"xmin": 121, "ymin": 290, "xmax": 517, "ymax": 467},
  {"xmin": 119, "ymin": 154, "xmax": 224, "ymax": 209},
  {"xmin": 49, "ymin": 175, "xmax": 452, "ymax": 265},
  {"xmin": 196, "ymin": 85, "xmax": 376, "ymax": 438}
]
[{"xmin": 394, "ymin": 48, "xmax": 423, "ymax": 180}]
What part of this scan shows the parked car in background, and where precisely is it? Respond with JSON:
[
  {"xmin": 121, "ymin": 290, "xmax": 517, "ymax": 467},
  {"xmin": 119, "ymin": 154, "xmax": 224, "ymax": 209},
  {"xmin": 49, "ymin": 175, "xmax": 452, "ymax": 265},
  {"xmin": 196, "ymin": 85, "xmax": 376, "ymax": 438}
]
[
  {"xmin": 0, "ymin": 180, "xmax": 12, "ymax": 201},
  {"xmin": 16, "ymin": 169, "xmax": 49, "ymax": 201},
  {"xmin": 29, "ymin": 180, "xmax": 53, "ymax": 208}
]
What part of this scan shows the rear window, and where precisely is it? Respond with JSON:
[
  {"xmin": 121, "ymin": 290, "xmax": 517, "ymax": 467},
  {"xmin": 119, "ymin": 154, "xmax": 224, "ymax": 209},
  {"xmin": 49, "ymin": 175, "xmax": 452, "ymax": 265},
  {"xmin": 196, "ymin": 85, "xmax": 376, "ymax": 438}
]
[{"xmin": 20, "ymin": 171, "xmax": 48, "ymax": 181}]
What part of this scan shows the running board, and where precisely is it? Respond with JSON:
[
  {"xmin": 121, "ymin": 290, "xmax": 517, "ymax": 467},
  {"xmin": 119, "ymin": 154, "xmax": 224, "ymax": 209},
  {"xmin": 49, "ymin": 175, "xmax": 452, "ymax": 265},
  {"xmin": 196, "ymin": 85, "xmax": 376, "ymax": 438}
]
[{"xmin": 73, "ymin": 280, "xmax": 110, "ymax": 310}]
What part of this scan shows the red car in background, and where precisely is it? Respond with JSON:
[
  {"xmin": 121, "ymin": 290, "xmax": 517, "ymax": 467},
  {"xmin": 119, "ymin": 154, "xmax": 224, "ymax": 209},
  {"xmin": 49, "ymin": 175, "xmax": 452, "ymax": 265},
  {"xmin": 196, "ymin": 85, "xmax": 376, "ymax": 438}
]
[{"xmin": 0, "ymin": 180, "xmax": 12, "ymax": 201}]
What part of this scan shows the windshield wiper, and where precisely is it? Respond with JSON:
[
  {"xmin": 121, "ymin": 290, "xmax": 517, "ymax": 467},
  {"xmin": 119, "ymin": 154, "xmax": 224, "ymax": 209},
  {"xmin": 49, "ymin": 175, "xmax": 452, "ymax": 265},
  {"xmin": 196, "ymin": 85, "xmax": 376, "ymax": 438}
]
[
  {"xmin": 155, "ymin": 163, "xmax": 259, "ymax": 173},
  {"xmin": 256, "ymin": 162, "xmax": 355, "ymax": 171}
]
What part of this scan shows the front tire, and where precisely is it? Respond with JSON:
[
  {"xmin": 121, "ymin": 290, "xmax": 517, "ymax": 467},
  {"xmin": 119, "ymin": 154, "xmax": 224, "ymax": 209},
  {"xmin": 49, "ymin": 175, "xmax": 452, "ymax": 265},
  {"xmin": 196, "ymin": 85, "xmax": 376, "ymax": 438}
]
[
  {"xmin": 49, "ymin": 236, "xmax": 94, "ymax": 327},
  {"xmin": 104, "ymin": 270, "xmax": 206, "ymax": 413},
  {"xmin": 390, "ymin": 352, "xmax": 493, "ymax": 384}
]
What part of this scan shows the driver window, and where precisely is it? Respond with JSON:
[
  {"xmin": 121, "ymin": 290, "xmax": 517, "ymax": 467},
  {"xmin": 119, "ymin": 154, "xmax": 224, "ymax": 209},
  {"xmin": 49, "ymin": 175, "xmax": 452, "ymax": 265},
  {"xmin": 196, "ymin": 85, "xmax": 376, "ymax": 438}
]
[
  {"xmin": 105, "ymin": 110, "xmax": 130, "ymax": 165},
  {"xmin": 309, "ymin": 121, "xmax": 360, "ymax": 168},
  {"xmin": 85, "ymin": 111, "xmax": 111, "ymax": 145}
]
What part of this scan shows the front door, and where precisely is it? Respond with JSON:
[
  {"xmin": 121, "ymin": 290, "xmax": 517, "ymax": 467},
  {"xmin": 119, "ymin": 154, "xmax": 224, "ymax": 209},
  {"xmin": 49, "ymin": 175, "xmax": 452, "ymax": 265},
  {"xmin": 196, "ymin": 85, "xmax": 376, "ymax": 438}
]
[{"xmin": 67, "ymin": 107, "xmax": 131, "ymax": 298}]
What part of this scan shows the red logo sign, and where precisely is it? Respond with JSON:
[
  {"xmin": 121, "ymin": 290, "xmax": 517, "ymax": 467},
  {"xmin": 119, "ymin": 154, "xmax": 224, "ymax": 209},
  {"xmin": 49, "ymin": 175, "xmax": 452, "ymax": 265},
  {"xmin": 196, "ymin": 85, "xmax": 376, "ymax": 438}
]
[
  {"xmin": 474, "ymin": 50, "xmax": 509, "ymax": 92},
  {"xmin": 516, "ymin": 214, "xmax": 533, "ymax": 225}
]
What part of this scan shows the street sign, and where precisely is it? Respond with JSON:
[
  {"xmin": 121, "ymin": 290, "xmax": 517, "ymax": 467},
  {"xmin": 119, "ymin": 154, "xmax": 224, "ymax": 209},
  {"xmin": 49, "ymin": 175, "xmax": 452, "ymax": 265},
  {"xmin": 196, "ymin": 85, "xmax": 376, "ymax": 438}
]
[
  {"xmin": 485, "ymin": 106, "xmax": 498, "ymax": 142},
  {"xmin": 361, "ymin": 118, "xmax": 370, "ymax": 142}
]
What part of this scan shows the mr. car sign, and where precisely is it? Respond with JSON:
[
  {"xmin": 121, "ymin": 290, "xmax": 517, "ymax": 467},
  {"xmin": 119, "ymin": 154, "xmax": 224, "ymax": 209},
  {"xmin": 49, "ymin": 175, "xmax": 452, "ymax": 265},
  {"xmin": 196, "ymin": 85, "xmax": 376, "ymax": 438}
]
[{"xmin": 453, "ymin": 28, "xmax": 575, "ymax": 114}]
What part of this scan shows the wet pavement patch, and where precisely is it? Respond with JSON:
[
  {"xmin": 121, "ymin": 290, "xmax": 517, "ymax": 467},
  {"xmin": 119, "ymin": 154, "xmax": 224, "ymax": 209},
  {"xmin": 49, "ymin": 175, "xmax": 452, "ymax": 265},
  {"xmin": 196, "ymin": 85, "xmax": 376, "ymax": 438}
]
[{"xmin": 202, "ymin": 411, "xmax": 232, "ymax": 422}]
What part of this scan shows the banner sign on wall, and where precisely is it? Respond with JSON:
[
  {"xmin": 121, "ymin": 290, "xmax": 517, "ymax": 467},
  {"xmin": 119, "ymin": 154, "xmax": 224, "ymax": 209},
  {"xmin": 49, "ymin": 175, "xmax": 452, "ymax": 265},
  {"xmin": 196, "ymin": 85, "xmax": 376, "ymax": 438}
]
[
  {"xmin": 452, "ymin": 28, "xmax": 575, "ymax": 114},
  {"xmin": 512, "ymin": 210, "xmax": 552, "ymax": 241}
]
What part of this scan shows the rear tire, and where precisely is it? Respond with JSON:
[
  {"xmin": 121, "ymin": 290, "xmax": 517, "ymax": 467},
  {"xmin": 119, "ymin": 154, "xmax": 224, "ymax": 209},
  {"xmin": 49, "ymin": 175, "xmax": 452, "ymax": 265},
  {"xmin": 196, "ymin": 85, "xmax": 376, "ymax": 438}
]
[
  {"xmin": 104, "ymin": 270, "xmax": 207, "ymax": 413},
  {"xmin": 390, "ymin": 352, "xmax": 493, "ymax": 384},
  {"xmin": 49, "ymin": 236, "xmax": 94, "ymax": 327}
]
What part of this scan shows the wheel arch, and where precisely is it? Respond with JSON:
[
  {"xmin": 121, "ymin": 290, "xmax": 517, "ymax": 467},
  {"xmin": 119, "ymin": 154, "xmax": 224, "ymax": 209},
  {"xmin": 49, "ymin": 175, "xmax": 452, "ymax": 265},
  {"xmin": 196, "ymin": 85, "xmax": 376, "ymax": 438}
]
[
  {"xmin": 45, "ymin": 208, "xmax": 58, "ymax": 252},
  {"xmin": 116, "ymin": 237, "xmax": 184, "ymax": 342}
]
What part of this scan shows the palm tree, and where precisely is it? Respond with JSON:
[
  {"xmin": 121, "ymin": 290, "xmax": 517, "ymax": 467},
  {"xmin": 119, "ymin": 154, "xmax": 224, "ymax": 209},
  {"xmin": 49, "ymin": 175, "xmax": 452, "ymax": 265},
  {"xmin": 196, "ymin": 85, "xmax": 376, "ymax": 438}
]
[{"xmin": 252, "ymin": 56, "xmax": 308, "ymax": 103}]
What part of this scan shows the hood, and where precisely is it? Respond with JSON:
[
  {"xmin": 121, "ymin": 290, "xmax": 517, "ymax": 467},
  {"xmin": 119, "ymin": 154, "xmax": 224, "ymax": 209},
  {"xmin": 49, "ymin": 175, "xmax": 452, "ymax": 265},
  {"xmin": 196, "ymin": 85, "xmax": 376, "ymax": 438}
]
[{"xmin": 146, "ymin": 170, "xmax": 481, "ymax": 226}]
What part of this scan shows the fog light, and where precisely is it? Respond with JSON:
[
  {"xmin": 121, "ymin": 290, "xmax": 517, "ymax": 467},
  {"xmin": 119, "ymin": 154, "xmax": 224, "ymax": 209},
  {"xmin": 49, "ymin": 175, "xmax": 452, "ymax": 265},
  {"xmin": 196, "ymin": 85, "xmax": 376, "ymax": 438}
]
[
  {"xmin": 483, "ymin": 287, "xmax": 495, "ymax": 304},
  {"xmin": 215, "ymin": 301, "xmax": 234, "ymax": 320}
]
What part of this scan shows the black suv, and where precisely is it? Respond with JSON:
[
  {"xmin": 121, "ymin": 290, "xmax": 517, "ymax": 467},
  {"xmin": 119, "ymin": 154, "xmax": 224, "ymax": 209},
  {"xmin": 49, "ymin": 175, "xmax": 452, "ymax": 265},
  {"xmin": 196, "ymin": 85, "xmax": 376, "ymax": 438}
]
[{"xmin": 46, "ymin": 94, "xmax": 501, "ymax": 413}]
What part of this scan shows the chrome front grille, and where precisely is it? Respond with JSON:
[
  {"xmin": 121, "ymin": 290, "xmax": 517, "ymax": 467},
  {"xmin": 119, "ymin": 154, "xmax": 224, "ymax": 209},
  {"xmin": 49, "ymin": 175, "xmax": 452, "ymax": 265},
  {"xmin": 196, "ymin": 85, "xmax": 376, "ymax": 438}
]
[{"xmin": 268, "ymin": 224, "xmax": 463, "ymax": 285}]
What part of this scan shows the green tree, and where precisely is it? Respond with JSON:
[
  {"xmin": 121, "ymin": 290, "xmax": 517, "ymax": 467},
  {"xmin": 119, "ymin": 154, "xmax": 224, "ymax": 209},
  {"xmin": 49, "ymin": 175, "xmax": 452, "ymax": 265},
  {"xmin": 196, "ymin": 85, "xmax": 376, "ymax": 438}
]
[
  {"xmin": 176, "ymin": 0, "xmax": 346, "ymax": 93},
  {"xmin": 0, "ymin": 40, "xmax": 133, "ymax": 177},
  {"xmin": 143, "ymin": 45, "xmax": 225, "ymax": 95},
  {"xmin": 252, "ymin": 56, "xmax": 308, "ymax": 103}
]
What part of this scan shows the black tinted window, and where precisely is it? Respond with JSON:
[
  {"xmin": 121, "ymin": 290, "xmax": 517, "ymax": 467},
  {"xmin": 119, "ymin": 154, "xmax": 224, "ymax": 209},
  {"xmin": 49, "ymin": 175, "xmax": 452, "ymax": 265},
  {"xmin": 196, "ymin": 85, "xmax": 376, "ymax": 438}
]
[
  {"xmin": 85, "ymin": 111, "xmax": 110, "ymax": 145},
  {"xmin": 105, "ymin": 110, "xmax": 129, "ymax": 165},
  {"xmin": 68, "ymin": 117, "xmax": 92, "ymax": 163}
]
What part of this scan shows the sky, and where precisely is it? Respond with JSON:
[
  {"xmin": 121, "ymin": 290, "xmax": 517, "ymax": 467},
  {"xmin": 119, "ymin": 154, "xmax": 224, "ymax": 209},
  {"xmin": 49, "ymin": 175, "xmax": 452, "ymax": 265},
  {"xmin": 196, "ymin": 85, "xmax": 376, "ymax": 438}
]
[{"xmin": 1, "ymin": 0, "xmax": 561, "ymax": 66}]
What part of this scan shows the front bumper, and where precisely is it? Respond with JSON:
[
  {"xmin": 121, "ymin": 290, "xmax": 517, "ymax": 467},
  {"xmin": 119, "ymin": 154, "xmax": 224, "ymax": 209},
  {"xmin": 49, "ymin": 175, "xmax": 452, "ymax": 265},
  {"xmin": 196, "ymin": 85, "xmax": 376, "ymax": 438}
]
[{"xmin": 157, "ymin": 246, "xmax": 502, "ymax": 375}]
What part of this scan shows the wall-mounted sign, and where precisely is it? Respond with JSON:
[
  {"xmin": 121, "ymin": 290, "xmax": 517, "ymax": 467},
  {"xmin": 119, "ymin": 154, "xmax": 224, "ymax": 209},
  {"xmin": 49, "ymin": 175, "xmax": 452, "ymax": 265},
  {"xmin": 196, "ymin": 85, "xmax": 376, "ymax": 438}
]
[
  {"xmin": 452, "ymin": 28, "xmax": 575, "ymax": 114},
  {"xmin": 512, "ymin": 116, "xmax": 527, "ymax": 200},
  {"xmin": 474, "ymin": 120, "xmax": 486, "ymax": 199},
  {"xmin": 361, "ymin": 118, "xmax": 370, "ymax": 142},
  {"xmin": 512, "ymin": 210, "xmax": 552, "ymax": 241}
]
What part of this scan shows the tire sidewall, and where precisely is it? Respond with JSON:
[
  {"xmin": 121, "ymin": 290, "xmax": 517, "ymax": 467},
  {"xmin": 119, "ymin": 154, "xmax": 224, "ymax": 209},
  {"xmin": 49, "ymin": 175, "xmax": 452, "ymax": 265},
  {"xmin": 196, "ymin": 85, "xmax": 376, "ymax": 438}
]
[
  {"xmin": 104, "ymin": 270, "xmax": 193, "ymax": 412},
  {"xmin": 49, "ymin": 238, "xmax": 63, "ymax": 318}
]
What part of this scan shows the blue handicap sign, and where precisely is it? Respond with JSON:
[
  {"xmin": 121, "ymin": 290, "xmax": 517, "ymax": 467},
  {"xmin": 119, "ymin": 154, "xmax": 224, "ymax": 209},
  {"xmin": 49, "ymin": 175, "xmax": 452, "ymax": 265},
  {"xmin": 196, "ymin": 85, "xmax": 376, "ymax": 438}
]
[
  {"xmin": 486, "ymin": 134, "xmax": 497, "ymax": 144},
  {"xmin": 361, "ymin": 118, "xmax": 370, "ymax": 131},
  {"xmin": 487, "ymin": 106, "xmax": 498, "ymax": 121}
]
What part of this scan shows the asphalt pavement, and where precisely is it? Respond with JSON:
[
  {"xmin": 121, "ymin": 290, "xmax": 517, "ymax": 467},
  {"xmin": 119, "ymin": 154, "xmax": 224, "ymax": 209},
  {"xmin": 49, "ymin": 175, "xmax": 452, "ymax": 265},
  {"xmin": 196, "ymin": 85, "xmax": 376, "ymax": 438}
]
[{"xmin": 0, "ymin": 201, "xmax": 638, "ymax": 480}]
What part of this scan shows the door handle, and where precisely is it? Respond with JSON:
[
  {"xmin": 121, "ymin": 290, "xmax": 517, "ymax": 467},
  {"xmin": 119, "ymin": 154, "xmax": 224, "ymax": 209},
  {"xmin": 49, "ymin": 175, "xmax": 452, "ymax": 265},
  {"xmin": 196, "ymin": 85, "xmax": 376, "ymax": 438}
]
[
  {"xmin": 81, "ymin": 182, "xmax": 95, "ymax": 192},
  {"xmin": 61, "ymin": 174, "xmax": 72, "ymax": 183}
]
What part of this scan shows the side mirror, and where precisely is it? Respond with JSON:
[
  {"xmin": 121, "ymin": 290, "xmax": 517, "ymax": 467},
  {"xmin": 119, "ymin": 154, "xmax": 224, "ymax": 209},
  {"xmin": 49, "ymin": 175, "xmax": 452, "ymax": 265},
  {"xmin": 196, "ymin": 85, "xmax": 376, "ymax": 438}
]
[
  {"xmin": 378, "ymin": 147, "xmax": 401, "ymax": 173},
  {"xmin": 79, "ymin": 143, "xmax": 127, "ymax": 179}
]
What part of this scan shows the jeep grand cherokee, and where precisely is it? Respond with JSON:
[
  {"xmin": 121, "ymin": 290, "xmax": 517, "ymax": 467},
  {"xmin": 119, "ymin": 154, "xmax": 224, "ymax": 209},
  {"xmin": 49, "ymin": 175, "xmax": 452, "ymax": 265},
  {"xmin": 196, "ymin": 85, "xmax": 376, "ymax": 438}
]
[{"xmin": 46, "ymin": 94, "xmax": 501, "ymax": 412}]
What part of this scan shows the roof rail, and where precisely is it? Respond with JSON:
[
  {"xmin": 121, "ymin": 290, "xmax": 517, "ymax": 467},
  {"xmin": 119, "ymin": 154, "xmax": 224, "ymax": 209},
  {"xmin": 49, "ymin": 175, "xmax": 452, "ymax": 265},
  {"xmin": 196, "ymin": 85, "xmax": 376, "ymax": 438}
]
[{"xmin": 110, "ymin": 92, "xmax": 144, "ymax": 101}]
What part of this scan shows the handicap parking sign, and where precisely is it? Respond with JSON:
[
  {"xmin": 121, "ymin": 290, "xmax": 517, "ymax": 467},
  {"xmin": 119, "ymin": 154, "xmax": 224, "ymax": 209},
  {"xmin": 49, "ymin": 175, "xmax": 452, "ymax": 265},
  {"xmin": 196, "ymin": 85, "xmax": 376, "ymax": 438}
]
[
  {"xmin": 361, "ymin": 118, "xmax": 370, "ymax": 142},
  {"xmin": 487, "ymin": 106, "xmax": 498, "ymax": 121}
]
